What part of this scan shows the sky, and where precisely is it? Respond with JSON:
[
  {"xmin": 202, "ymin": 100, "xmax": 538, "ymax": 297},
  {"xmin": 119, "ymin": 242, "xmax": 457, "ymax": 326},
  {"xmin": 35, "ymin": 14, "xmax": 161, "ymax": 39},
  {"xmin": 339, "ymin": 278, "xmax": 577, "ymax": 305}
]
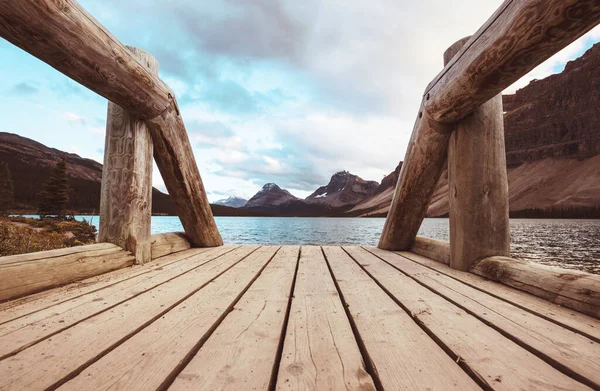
[{"xmin": 1, "ymin": 1, "xmax": 599, "ymax": 202}]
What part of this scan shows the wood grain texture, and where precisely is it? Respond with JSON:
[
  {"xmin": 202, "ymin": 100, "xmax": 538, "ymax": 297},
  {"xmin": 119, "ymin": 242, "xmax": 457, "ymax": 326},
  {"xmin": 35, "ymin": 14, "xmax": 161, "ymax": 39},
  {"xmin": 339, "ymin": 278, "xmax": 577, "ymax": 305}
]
[
  {"xmin": 0, "ymin": 247, "xmax": 212, "ymax": 326},
  {"xmin": 58, "ymin": 246, "xmax": 278, "ymax": 391},
  {"xmin": 378, "ymin": 105, "xmax": 453, "ymax": 250},
  {"xmin": 99, "ymin": 47, "xmax": 157, "ymax": 265},
  {"xmin": 0, "ymin": 246, "xmax": 258, "ymax": 390},
  {"xmin": 150, "ymin": 232, "xmax": 192, "ymax": 260},
  {"xmin": 0, "ymin": 247, "xmax": 233, "ymax": 359},
  {"xmin": 399, "ymin": 250, "xmax": 600, "ymax": 344},
  {"xmin": 0, "ymin": 0, "xmax": 170, "ymax": 119},
  {"xmin": 277, "ymin": 246, "xmax": 375, "ymax": 391},
  {"xmin": 472, "ymin": 256, "xmax": 600, "ymax": 319},
  {"xmin": 0, "ymin": 243, "xmax": 116, "ymax": 266},
  {"xmin": 367, "ymin": 247, "xmax": 600, "ymax": 389},
  {"xmin": 426, "ymin": 0, "xmax": 600, "ymax": 123},
  {"xmin": 448, "ymin": 93, "xmax": 510, "ymax": 270},
  {"xmin": 323, "ymin": 246, "xmax": 479, "ymax": 390},
  {"xmin": 170, "ymin": 246, "xmax": 299, "ymax": 391},
  {"xmin": 349, "ymin": 246, "xmax": 592, "ymax": 391},
  {"xmin": 147, "ymin": 99, "xmax": 223, "ymax": 248},
  {"xmin": 410, "ymin": 236, "xmax": 450, "ymax": 264},
  {"xmin": 0, "ymin": 245, "xmax": 134, "ymax": 302}
]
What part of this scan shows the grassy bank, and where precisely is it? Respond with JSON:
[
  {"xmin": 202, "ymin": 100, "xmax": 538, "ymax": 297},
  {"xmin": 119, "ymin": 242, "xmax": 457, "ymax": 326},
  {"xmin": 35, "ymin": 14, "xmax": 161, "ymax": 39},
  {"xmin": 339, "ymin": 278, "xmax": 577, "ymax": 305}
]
[{"xmin": 0, "ymin": 217, "xmax": 97, "ymax": 257}]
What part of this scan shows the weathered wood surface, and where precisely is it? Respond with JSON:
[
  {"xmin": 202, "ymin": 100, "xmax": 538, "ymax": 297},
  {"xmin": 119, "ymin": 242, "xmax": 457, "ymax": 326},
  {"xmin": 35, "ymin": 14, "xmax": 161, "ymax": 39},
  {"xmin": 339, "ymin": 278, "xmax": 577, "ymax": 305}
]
[
  {"xmin": 368, "ymin": 247, "xmax": 600, "ymax": 389},
  {"xmin": 426, "ymin": 0, "xmax": 600, "ymax": 123},
  {"xmin": 150, "ymin": 232, "xmax": 192, "ymax": 259},
  {"xmin": 351, "ymin": 246, "xmax": 592, "ymax": 390},
  {"xmin": 277, "ymin": 246, "xmax": 375, "ymax": 390},
  {"xmin": 0, "ymin": 247, "xmax": 211, "ymax": 326},
  {"xmin": 147, "ymin": 100, "xmax": 223, "ymax": 247},
  {"xmin": 100, "ymin": 47, "xmax": 156, "ymax": 265},
  {"xmin": 323, "ymin": 246, "xmax": 478, "ymax": 390},
  {"xmin": 0, "ymin": 244, "xmax": 134, "ymax": 302},
  {"xmin": 0, "ymin": 0, "xmax": 170, "ymax": 119},
  {"xmin": 59, "ymin": 246, "xmax": 276, "ymax": 391},
  {"xmin": 445, "ymin": 37, "xmax": 510, "ymax": 271},
  {"xmin": 449, "ymin": 94, "xmax": 509, "ymax": 270},
  {"xmin": 410, "ymin": 236, "xmax": 449, "ymax": 264},
  {"xmin": 472, "ymin": 256, "xmax": 600, "ymax": 319},
  {"xmin": 0, "ymin": 243, "xmax": 115, "ymax": 266},
  {"xmin": 171, "ymin": 246, "xmax": 299, "ymax": 391},
  {"xmin": 378, "ymin": 106, "xmax": 453, "ymax": 250},
  {"xmin": 0, "ymin": 246, "xmax": 258, "ymax": 390},
  {"xmin": 0, "ymin": 247, "xmax": 234, "ymax": 359},
  {"xmin": 400, "ymin": 250, "xmax": 600, "ymax": 343},
  {"xmin": 1, "ymin": 245, "xmax": 599, "ymax": 390}
]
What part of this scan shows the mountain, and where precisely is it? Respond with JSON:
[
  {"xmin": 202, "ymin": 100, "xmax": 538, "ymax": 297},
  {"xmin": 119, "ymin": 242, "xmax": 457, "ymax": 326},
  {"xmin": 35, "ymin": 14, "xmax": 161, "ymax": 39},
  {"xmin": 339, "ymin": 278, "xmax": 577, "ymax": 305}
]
[
  {"xmin": 352, "ymin": 43, "xmax": 600, "ymax": 218},
  {"xmin": 306, "ymin": 171, "xmax": 378, "ymax": 208},
  {"xmin": 214, "ymin": 196, "xmax": 247, "ymax": 208},
  {"xmin": 346, "ymin": 162, "xmax": 402, "ymax": 216},
  {"xmin": 245, "ymin": 183, "xmax": 299, "ymax": 209},
  {"xmin": 0, "ymin": 132, "xmax": 269, "ymax": 217}
]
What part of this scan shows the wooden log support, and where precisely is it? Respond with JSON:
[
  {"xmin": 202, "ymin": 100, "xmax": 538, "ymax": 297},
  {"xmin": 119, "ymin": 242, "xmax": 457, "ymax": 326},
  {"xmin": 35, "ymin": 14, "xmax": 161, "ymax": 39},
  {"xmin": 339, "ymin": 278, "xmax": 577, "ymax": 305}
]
[
  {"xmin": 150, "ymin": 232, "xmax": 192, "ymax": 260},
  {"xmin": 0, "ymin": 0, "xmax": 223, "ymax": 248},
  {"xmin": 100, "ymin": 47, "xmax": 157, "ymax": 265},
  {"xmin": 446, "ymin": 38, "xmax": 510, "ymax": 271},
  {"xmin": 378, "ymin": 104, "xmax": 453, "ymax": 250},
  {"xmin": 379, "ymin": 1, "xmax": 600, "ymax": 251},
  {"xmin": 410, "ymin": 236, "xmax": 450, "ymax": 265},
  {"xmin": 471, "ymin": 256, "xmax": 600, "ymax": 319}
]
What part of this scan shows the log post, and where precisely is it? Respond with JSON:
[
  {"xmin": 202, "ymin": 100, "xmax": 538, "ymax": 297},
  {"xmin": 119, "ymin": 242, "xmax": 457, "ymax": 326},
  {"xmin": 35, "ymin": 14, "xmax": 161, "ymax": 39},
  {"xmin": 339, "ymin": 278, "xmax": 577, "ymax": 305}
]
[
  {"xmin": 99, "ymin": 47, "xmax": 157, "ymax": 264},
  {"xmin": 446, "ymin": 39, "xmax": 510, "ymax": 271}
]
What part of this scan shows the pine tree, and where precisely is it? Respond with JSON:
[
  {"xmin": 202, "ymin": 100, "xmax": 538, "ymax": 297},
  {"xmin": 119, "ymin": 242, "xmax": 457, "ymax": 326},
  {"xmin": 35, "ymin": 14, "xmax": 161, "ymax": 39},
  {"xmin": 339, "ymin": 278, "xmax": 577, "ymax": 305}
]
[
  {"xmin": 0, "ymin": 163, "xmax": 14, "ymax": 215},
  {"xmin": 37, "ymin": 156, "xmax": 70, "ymax": 219}
]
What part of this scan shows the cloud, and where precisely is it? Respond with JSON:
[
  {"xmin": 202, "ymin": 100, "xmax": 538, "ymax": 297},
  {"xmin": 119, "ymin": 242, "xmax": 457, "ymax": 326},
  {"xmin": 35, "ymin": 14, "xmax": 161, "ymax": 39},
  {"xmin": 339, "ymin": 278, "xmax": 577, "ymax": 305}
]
[
  {"xmin": 8, "ymin": 82, "xmax": 39, "ymax": 96},
  {"xmin": 60, "ymin": 112, "xmax": 87, "ymax": 126}
]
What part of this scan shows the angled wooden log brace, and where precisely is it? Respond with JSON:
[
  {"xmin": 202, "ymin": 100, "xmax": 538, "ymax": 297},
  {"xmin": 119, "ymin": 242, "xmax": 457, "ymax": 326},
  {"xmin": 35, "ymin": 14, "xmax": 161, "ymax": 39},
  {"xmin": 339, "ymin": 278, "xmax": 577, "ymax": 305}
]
[
  {"xmin": 380, "ymin": 0, "xmax": 600, "ymax": 260},
  {"xmin": 0, "ymin": 0, "xmax": 223, "ymax": 248}
]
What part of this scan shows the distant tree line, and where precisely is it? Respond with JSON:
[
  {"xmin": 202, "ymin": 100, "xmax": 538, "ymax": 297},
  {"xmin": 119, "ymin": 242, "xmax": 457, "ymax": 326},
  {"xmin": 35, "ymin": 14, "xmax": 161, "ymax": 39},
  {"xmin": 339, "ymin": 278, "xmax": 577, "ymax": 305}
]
[
  {"xmin": 0, "ymin": 163, "xmax": 14, "ymax": 215},
  {"xmin": 510, "ymin": 206, "xmax": 600, "ymax": 219}
]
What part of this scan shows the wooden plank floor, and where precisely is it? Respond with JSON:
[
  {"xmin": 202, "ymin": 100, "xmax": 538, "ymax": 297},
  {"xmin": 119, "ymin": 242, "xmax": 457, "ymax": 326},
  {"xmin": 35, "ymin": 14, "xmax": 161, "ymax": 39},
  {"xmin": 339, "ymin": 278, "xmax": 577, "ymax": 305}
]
[{"xmin": 0, "ymin": 246, "xmax": 599, "ymax": 390}]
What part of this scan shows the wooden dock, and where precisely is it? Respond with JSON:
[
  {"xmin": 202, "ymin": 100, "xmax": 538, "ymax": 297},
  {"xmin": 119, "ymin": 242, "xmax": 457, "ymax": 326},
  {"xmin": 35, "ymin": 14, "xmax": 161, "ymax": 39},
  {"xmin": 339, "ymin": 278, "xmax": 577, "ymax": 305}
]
[
  {"xmin": 1, "ymin": 1, "xmax": 600, "ymax": 389},
  {"xmin": 0, "ymin": 245, "xmax": 598, "ymax": 390}
]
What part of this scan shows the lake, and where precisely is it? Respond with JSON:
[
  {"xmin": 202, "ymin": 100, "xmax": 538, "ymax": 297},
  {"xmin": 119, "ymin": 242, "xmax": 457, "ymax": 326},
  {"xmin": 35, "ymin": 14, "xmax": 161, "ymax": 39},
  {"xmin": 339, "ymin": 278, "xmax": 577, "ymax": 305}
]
[{"xmin": 51, "ymin": 216, "xmax": 600, "ymax": 275}]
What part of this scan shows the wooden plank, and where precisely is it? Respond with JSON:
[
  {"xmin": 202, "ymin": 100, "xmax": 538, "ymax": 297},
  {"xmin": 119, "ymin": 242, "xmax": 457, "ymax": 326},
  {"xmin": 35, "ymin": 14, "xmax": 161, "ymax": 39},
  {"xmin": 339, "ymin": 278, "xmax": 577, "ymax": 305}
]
[
  {"xmin": 410, "ymin": 236, "xmax": 449, "ymax": 264},
  {"xmin": 426, "ymin": 0, "xmax": 600, "ymax": 123},
  {"xmin": 146, "ymin": 100, "xmax": 223, "ymax": 247},
  {"xmin": 151, "ymin": 232, "xmax": 191, "ymax": 260},
  {"xmin": 0, "ymin": 246, "xmax": 258, "ymax": 390},
  {"xmin": 276, "ymin": 246, "xmax": 376, "ymax": 391},
  {"xmin": 378, "ymin": 106, "xmax": 453, "ymax": 250},
  {"xmin": 0, "ymin": 247, "xmax": 134, "ymax": 302},
  {"xmin": 0, "ymin": 243, "xmax": 116, "ymax": 266},
  {"xmin": 367, "ymin": 247, "xmax": 600, "ymax": 389},
  {"xmin": 58, "ymin": 246, "xmax": 280, "ymax": 391},
  {"xmin": 322, "ymin": 246, "xmax": 478, "ymax": 390},
  {"xmin": 99, "ymin": 46, "xmax": 157, "ymax": 265},
  {"xmin": 0, "ymin": 0, "xmax": 170, "ymax": 119},
  {"xmin": 0, "ymin": 246, "xmax": 236, "ymax": 359},
  {"xmin": 472, "ymin": 256, "xmax": 600, "ymax": 319},
  {"xmin": 448, "ymin": 92, "xmax": 510, "ymax": 270},
  {"xmin": 147, "ymin": 246, "xmax": 297, "ymax": 390},
  {"xmin": 400, "ymin": 250, "xmax": 600, "ymax": 343},
  {"xmin": 0, "ymin": 247, "xmax": 210, "ymax": 325},
  {"xmin": 347, "ymin": 246, "xmax": 592, "ymax": 390}
]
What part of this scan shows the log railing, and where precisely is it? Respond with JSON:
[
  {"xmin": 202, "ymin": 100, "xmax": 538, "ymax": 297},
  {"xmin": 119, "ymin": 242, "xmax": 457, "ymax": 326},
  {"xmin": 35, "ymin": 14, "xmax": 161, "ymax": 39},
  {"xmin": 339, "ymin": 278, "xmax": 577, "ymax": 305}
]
[
  {"xmin": 0, "ymin": 0, "xmax": 223, "ymax": 264},
  {"xmin": 380, "ymin": 0, "xmax": 600, "ymax": 271}
]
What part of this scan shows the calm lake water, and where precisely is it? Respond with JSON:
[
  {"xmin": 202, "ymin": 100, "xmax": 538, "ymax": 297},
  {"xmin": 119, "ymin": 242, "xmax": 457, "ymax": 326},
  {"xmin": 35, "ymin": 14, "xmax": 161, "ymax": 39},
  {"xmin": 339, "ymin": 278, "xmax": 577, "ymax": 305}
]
[{"xmin": 56, "ymin": 216, "xmax": 600, "ymax": 275}]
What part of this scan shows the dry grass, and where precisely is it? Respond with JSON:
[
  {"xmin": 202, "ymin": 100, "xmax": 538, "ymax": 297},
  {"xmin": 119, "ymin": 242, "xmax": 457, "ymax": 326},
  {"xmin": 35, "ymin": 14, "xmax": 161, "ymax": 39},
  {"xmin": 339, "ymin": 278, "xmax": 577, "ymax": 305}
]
[{"xmin": 0, "ymin": 217, "xmax": 97, "ymax": 256}]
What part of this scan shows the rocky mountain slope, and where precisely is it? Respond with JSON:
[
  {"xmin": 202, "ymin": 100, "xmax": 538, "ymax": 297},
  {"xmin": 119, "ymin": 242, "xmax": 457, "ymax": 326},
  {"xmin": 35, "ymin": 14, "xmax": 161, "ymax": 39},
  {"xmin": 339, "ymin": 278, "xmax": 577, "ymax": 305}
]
[
  {"xmin": 214, "ymin": 196, "xmax": 247, "ymax": 208},
  {"xmin": 352, "ymin": 43, "xmax": 600, "ymax": 217},
  {"xmin": 306, "ymin": 171, "xmax": 378, "ymax": 208},
  {"xmin": 0, "ymin": 132, "xmax": 267, "ymax": 217},
  {"xmin": 245, "ymin": 183, "xmax": 299, "ymax": 209}
]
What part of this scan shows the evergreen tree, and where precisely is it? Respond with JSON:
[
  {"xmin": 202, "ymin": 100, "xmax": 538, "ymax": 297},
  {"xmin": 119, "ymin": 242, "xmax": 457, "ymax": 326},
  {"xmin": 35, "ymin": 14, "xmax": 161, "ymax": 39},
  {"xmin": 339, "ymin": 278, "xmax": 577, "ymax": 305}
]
[
  {"xmin": 0, "ymin": 163, "xmax": 14, "ymax": 215},
  {"xmin": 37, "ymin": 156, "xmax": 70, "ymax": 219}
]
